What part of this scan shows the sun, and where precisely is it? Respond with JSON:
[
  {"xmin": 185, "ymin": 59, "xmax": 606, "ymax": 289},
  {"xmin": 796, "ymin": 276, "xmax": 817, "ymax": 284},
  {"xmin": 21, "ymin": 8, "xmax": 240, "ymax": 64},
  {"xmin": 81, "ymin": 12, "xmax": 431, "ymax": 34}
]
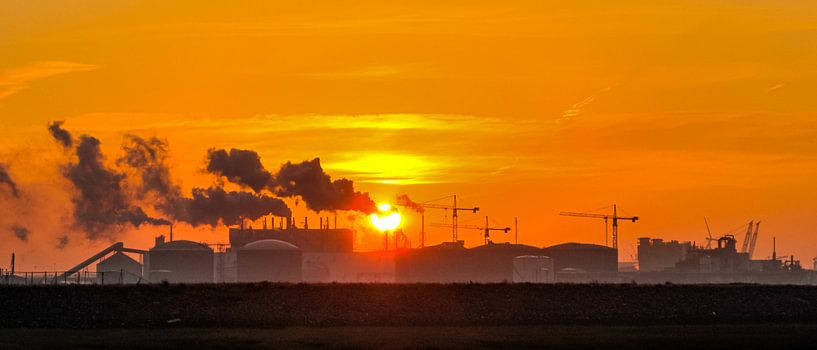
[{"xmin": 370, "ymin": 203, "xmax": 402, "ymax": 232}]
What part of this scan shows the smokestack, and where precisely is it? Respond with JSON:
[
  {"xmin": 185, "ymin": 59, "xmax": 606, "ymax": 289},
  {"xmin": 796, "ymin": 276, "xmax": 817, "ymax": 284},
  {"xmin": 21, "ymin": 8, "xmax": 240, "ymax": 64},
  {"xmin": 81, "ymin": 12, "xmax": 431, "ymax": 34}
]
[
  {"xmin": 155, "ymin": 235, "xmax": 165, "ymax": 247},
  {"xmin": 169, "ymin": 223, "xmax": 173, "ymax": 242},
  {"xmin": 320, "ymin": 217, "xmax": 323, "ymax": 229},
  {"xmin": 304, "ymin": 217, "xmax": 308, "ymax": 229},
  {"xmin": 334, "ymin": 214, "xmax": 337, "ymax": 229},
  {"xmin": 10, "ymin": 253, "xmax": 15, "ymax": 276}
]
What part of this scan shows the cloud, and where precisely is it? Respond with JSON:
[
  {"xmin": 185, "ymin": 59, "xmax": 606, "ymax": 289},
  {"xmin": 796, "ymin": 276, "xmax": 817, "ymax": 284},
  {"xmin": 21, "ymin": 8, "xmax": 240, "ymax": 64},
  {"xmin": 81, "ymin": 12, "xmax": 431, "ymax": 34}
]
[
  {"xmin": 298, "ymin": 64, "xmax": 420, "ymax": 80},
  {"xmin": 0, "ymin": 61, "xmax": 98, "ymax": 100},
  {"xmin": 557, "ymin": 87, "xmax": 613, "ymax": 124},
  {"xmin": 764, "ymin": 83, "xmax": 785, "ymax": 93}
]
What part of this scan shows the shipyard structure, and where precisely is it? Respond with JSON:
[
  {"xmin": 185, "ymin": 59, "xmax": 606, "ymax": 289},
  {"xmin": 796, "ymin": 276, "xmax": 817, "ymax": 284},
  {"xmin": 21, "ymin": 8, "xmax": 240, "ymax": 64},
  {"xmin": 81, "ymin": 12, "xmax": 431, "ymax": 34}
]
[{"xmin": 4, "ymin": 217, "xmax": 816, "ymax": 285}]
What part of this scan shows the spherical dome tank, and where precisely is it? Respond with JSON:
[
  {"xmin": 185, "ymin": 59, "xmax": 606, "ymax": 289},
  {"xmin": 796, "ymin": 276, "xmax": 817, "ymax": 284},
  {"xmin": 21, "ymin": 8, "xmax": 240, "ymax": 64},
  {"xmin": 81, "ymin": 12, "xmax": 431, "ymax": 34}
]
[{"xmin": 237, "ymin": 239, "xmax": 303, "ymax": 283}]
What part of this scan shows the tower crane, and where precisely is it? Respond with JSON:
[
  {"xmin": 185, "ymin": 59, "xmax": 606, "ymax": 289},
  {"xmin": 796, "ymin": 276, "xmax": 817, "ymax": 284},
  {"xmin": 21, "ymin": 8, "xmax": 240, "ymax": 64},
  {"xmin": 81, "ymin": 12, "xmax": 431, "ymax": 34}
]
[
  {"xmin": 412, "ymin": 195, "xmax": 479, "ymax": 244},
  {"xmin": 431, "ymin": 216, "xmax": 510, "ymax": 245},
  {"xmin": 559, "ymin": 204, "xmax": 638, "ymax": 249}
]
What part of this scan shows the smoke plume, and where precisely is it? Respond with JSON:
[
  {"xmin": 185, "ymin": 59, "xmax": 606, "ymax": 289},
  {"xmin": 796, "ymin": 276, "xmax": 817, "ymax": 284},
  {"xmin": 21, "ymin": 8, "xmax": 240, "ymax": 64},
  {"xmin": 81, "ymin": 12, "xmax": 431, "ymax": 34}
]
[
  {"xmin": 48, "ymin": 120, "xmax": 73, "ymax": 149},
  {"xmin": 12, "ymin": 225, "xmax": 29, "ymax": 242},
  {"xmin": 161, "ymin": 186, "xmax": 291, "ymax": 227},
  {"xmin": 117, "ymin": 134, "xmax": 179, "ymax": 198},
  {"xmin": 206, "ymin": 148, "xmax": 272, "ymax": 193},
  {"xmin": 60, "ymin": 135, "xmax": 169, "ymax": 239},
  {"xmin": 396, "ymin": 194, "xmax": 425, "ymax": 213},
  {"xmin": 57, "ymin": 234, "xmax": 70, "ymax": 249},
  {"xmin": 205, "ymin": 149, "xmax": 375, "ymax": 213},
  {"xmin": 0, "ymin": 163, "xmax": 19, "ymax": 197},
  {"xmin": 273, "ymin": 158, "xmax": 376, "ymax": 213}
]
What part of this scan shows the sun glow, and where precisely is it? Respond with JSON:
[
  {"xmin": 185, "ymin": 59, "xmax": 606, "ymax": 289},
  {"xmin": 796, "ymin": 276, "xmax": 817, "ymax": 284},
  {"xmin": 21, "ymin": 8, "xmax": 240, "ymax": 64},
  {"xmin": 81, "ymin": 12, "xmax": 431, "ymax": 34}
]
[{"xmin": 370, "ymin": 203, "xmax": 402, "ymax": 232}]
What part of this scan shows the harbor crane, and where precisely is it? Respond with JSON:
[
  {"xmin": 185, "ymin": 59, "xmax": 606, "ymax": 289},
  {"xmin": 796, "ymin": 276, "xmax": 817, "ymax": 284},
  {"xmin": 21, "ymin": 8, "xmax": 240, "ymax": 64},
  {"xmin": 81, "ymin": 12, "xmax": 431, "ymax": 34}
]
[
  {"xmin": 431, "ymin": 216, "xmax": 510, "ymax": 245},
  {"xmin": 559, "ymin": 204, "xmax": 638, "ymax": 249},
  {"xmin": 740, "ymin": 221, "xmax": 761, "ymax": 258},
  {"xmin": 704, "ymin": 217, "xmax": 717, "ymax": 249},
  {"xmin": 415, "ymin": 195, "xmax": 479, "ymax": 244}
]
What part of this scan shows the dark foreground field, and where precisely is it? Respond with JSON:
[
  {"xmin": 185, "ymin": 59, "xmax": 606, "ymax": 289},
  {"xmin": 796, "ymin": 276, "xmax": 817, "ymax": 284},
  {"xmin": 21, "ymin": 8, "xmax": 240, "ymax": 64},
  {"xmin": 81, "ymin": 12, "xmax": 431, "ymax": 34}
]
[
  {"xmin": 3, "ymin": 325, "xmax": 817, "ymax": 350},
  {"xmin": 3, "ymin": 283, "xmax": 817, "ymax": 349}
]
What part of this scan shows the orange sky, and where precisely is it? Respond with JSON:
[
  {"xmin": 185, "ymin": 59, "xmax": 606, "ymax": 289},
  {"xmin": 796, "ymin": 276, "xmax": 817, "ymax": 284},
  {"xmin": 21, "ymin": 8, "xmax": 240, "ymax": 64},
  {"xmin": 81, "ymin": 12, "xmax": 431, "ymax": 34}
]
[{"xmin": 2, "ymin": 1, "xmax": 817, "ymax": 270}]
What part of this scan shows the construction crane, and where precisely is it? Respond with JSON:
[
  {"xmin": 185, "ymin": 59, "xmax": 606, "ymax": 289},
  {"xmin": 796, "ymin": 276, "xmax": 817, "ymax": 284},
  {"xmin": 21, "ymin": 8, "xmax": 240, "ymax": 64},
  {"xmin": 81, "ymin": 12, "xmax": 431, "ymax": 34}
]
[
  {"xmin": 416, "ymin": 195, "xmax": 479, "ymax": 244},
  {"xmin": 431, "ymin": 216, "xmax": 510, "ymax": 245},
  {"xmin": 559, "ymin": 204, "xmax": 638, "ymax": 249}
]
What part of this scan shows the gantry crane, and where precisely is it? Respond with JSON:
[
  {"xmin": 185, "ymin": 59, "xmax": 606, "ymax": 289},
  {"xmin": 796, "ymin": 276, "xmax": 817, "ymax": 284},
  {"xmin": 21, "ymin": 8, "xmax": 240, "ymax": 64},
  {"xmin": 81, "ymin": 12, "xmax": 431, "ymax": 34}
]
[
  {"xmin": 559, "ymin": 204, "xmax": 638, "ymax": 249},
  {"xmin": 431, "ymin": 216, "xmax": 510, "ymax": 245},
  {"xmin": 414, "ymin": 195, "xmax": 479, "ymax": 244}
]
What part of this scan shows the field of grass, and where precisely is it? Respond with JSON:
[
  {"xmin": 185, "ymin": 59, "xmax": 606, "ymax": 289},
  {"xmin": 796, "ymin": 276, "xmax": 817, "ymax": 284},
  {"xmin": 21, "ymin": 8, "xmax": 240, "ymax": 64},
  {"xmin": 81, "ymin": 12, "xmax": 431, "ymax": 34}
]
[
  {"xmin": 4, "ymin": 283, "xmax": 817, "ymax": 348},
  {"xmin": 2, "ymin": 325, "xmax": 817, "ymax": 349},
  {"xmin": 3, "ymin": 283, "xmax": 817, "ymax": 328}
]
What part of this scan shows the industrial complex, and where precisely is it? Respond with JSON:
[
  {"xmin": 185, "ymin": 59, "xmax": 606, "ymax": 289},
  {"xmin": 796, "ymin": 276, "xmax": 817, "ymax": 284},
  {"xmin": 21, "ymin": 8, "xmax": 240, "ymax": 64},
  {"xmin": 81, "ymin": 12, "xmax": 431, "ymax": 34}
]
[{"xmin": 2, "ymin": 201, "xmax": 816, "ymax": 285}]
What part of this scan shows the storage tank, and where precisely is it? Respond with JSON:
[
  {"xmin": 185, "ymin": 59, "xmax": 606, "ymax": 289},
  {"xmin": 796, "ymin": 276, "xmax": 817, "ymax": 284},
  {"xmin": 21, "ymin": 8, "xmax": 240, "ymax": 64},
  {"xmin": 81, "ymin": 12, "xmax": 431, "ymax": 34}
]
[
  {"xmin": 512, "ymin": 255, "xmax": 554, "ymax": 283},
  {"xmin": 96, "ymin": 251, "xmax": 142, "ymax": 284},
  {"xmin": 237, "ymin": 239, "xmax": 302, "ymax": 282},
  {"xmin": 147, "ymin": 240, "xmax": 214, "ymax": 283}
]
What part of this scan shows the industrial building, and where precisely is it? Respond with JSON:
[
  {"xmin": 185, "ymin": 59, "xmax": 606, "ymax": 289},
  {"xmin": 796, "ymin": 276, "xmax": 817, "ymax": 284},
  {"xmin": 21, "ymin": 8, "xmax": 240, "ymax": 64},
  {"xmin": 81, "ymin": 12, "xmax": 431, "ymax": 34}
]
[
  {"xmin": 14, "ymin": 212, "xmax": 817, "ymax": 286},
  {"xmin": 675, "ymin": 235, "xmax": 750, "ymax": 273},
  {"xmin": 303, "ymin": 251, "xmax": 394, "ymax": 283},
  {"xmin": 512, "ymin": 256, "xmax": 554, "ymax": 283},
  {"xmin": 542, "ymin": 243, "xmax": 618, "ymax": 273},
  {"xmin": 146, "ymin": 237, "xmax": 214, "ymax": 283},
  {"xmin": 228, "ymin": 220, "xmax": 353, "ymax": 253},
  {"xmin": 637, "ymin": 238, "xmax": 692, "ymax": 272},
  {"xmin": 395, "ymin": 241, "xmax": 542, "ymax": 283}
]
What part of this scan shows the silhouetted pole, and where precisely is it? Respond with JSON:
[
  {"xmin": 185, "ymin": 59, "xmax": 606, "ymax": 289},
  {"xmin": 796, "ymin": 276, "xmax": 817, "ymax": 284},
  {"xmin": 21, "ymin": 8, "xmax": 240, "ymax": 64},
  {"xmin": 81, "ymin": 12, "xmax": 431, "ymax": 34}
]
[
  {"xmin": 421, "ymin": 213, "xmax": 425, "ymax": 248},
  {"xmin": 515, "ymin": 217, "xmax": 518, "ymax": 244}
]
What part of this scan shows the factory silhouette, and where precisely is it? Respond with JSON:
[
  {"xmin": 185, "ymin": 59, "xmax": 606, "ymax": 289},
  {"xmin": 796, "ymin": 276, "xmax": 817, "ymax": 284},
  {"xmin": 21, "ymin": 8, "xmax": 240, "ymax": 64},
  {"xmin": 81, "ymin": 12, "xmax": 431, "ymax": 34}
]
[
  {"xmin": 1, "ymin": 122, "xmax": 815, "ymax": 285},
  {"xmin": 3, "ymin": 198, "xmax": 814, "ymax": 285}
]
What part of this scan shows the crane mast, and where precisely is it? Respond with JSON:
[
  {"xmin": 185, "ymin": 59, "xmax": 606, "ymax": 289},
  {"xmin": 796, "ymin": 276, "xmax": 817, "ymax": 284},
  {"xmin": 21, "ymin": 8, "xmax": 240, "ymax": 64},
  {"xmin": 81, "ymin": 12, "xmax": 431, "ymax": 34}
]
[
  {"xmin": 430, "ymin": 216, "xmax": 510, "ymax": 245},
  {"xmin": 741, "ymin": 221, "xmax": 754, "ymax": 253},
  {"xmin": 417, "ymin": 195, "xmax": 479, "ymax": 243},
  {"xmin": 748, "ymin": 221, "xmax": 761, "ymax": 258},
  {"xmin": 559, "ymin": 204, "xmax": 639, "ymax": 249}
]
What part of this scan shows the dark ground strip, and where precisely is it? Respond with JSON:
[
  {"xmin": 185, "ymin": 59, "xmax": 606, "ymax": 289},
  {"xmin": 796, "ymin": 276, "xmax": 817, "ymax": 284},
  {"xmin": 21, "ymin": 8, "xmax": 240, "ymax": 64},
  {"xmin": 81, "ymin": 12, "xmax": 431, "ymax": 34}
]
[
  {"xmin": 2, "ymin": 283, "xmax": 817, "ymax": 328},
  {"xmin": 2, "ymin": 325, "xmax": 817, "ymax": 350}
]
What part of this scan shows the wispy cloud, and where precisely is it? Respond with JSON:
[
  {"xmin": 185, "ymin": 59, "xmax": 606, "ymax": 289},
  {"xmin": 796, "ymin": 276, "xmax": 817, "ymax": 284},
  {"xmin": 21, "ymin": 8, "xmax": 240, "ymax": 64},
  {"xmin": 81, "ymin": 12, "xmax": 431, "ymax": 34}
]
[
  {"xmin": 557, "ymin": 86, "xmax": 612, "ymax": 124},
  {"xmin": 66, "ymin": 113, "xmax": 509, "ymax": 134},
  {"xmin": 764, "ymin": 83, "xmax": 785, "ymax": 93},
  {"xmin": 0, "ymin": 61, "xmax": 98, "ymax": 100},
  {"xmin": 298, "ymin": 64, "xmax": 421, "ymax": 80}
]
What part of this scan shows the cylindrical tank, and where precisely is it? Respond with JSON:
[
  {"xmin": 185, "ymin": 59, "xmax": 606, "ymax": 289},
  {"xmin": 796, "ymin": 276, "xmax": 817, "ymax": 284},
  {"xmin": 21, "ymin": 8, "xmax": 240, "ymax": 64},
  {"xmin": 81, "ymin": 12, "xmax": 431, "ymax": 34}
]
[
  {"xmin": 513, "ymin": 255, "xmax": 554, "ymax": 283},
  {"xmin": 237, "ymin": 239, "xmax": 302, "ymax": 282},
  {"xmin": 147, "ymin": 240, "xmax": 214, "ymax": 283}
]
